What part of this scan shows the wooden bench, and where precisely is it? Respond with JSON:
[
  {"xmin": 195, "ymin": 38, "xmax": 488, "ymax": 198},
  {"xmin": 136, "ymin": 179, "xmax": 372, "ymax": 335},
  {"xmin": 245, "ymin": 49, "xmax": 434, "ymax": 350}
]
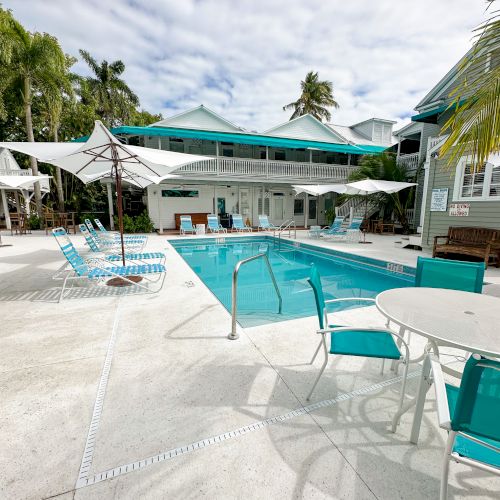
[{"xmin": 433, "ymin": 227, "xmax": 500, "ymax": 268}]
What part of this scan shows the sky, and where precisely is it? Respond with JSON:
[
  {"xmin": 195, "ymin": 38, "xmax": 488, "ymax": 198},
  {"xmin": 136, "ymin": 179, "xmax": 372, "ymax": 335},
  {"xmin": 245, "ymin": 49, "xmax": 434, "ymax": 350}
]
[{"xmin": 6, "ymin": 0, "xmax": 489, "ymax": 132}]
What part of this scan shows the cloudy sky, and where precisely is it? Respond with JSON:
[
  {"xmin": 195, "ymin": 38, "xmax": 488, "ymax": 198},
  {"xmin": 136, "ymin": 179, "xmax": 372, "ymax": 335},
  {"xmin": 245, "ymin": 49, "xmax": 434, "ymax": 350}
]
[{"xmin": 7, "ymin": 0, "xmax": 488, "ymax": 131}]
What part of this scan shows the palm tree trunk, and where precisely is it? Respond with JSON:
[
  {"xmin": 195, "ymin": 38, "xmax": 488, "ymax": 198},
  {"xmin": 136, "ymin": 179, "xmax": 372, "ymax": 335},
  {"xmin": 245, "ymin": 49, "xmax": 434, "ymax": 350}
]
[
  {"xmin": 53, "ymin": 128, "xmax": 65, "ymax": 211},
  {"xmin": 23, "ymin": 77, "xmax": 42, "ymax": 216}
]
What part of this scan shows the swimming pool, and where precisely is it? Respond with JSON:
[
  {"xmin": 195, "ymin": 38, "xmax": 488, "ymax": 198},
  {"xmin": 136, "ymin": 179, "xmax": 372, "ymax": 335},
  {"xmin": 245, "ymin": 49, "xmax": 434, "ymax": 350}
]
[{"xmin": 171, "ymin": 236, "xmax": 414, "ymax": 328}]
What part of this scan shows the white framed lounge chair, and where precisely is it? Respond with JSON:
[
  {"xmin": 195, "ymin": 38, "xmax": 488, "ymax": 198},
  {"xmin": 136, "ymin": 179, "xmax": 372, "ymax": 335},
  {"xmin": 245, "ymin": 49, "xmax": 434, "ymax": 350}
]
[
  {"xmin": 430, "ymin": 354, "xmax": 500, "ymax": 499},
  {"xmin": 82, "ymin": 221, "xmax": 146, "ymax": 252},
  {"xmin": 52, "ymin": 227, "xmax": 166, "ymax": 302},
  {"xmin": 85, "ymin": 219, "xmax": 147, "ymax": 250},
  {"xmin": 258, "ymin": 215, "xmax": 279, "ymax": 231},
  {"xmin": 312, "ymin": 216, "xmax": 344, "ymax": 238},
  {"xmin": 94, "ymin": 218, "xmax": 148, "ymax": 242},
  {"xmin": 325, "ymin": 216, "xmax": 363, "ymax": 242},
  {"xmin": 180, "ymin": 215, "xmax": 196, "ymax": 235},
  {"xmin": 207, "ymin": 214, "xmax": 227, "ymax": 233},
  {"xmin": 231, "ymin": 214, "xmax": 252, "ymax": 232}
]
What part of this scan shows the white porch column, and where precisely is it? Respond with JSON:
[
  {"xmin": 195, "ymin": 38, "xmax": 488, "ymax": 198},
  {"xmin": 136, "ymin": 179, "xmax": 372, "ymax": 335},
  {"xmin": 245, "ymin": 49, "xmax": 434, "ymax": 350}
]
[
  {"xmin": 21, "ymin": 190, "xmax": 30, "ymax": 216},
  {"xmin": 213, "ymin": 185, "xmax": 217, "ymax": 214},
  {"xmin": 347, "ymin": 153, "xmax": 351, "ymax": 166},
  {"xmin": 215, "ymin": 141, "xmax": 220, "ymax": 175},
  {"xmin": 157, "ymin": 188, "xmax": 163, "ymax": 234},
  {"xmin": 1, "ymin": 190, "xmax": 11, "ymax": 230},
  {"xmin": 265, "ymin": 146, "xmax": 269, "ymax": 178},
  {"xmin": 419, "ymin": 159, "xmax": 430, "ymax": 230},
  {"xmin": 106, "ymin": 183, "xmax": 115, "ymax": 230},
  {"xmin": 261, "ymin": 185, "xmax": 265, "ymax": 216},
  {"xmin": 304, "ymin": 193, "xmax": 309, "ymax": 229},
  {"xmin": 157, "ymin": 136, "xmax": 161, "ymax": 149}
]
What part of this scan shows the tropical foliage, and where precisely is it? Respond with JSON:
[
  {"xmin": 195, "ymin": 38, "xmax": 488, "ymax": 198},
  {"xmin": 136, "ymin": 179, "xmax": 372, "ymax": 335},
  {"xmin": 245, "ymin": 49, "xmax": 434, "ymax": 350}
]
[
  {"xmin": 283, "ymin": 71, "xmax": 339, "ymax": 122},
  {"xmin": 0, "ymin": 6, "xmax": 161, "ymax": 216},
  {"xmin": 347, "ymin": 153, "xmax": 420, "ymax": 233},
  {"xmin": 440, "ymin": 1, "xmax": 500, "ymax": 168}
]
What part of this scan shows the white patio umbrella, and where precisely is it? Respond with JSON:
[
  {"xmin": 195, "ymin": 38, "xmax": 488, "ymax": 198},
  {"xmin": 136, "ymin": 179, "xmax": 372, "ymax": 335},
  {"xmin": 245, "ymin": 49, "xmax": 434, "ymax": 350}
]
[
  {"xmin": 293, "ymin": 184, "xmax": 348, "ymax": 196},
  {"xmin": 0, "ymin": 120, "xmax": 212, "ymax": 265}
]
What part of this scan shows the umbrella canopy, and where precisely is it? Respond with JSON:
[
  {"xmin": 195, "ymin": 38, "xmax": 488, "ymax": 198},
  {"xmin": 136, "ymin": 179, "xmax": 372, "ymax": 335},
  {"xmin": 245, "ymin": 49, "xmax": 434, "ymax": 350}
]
[
  {"xmin": 293, "ymin": 184, "xmax": 348, "ymax": 196},
  {"xmin": 0, "ymin": 174, "xmax": 51, "ymax": 191},
  {"xmin": 345, "ymin": 179, "xmax": 417, "ymax": 195},
  {"xmin": 0, "ymin": 120, "xmax": 213, "ymax": 266}
]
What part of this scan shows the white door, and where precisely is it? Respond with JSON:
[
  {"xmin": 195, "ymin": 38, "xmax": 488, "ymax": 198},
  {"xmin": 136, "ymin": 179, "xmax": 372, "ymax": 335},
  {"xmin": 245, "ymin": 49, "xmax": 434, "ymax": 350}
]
[
  {"xmin": 307, "ymin": 197, "xmax": 319, "ymax": 226},
  {"xmin": 272, "ymin": 194, "xmax": 286, "ymax": 225}
]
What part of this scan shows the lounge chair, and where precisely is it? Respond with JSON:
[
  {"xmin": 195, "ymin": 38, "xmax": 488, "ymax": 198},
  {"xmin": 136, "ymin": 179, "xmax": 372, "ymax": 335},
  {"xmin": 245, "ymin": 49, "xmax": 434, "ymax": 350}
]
[
  {"xmin": 314, "ymin": 216, "xmax": 344, "ymax": 238},
  {"xmin": 430, "ymin": 354, "xmax": 500, "ymax": 499},
  {"xmin": 306, "ymin": 264, "xmax": 409, "ymax": 432},
  {"xmin": 52, "ymin": 227, "xmax": 165, "ymax": 302},
  {"xmin": 207, "ymin": 214, "xmax": 227, "ymax": 233},
  {"xmin": 258, "ymin": 215, "xmax": 279, "ymax": 231},
  {"xmin": 232, "ymin": 214, "xmax": 252, "ymax": 232},
  {"xmin": 180, "ymin": 215, "xmax": 196, "ymax": 235},
  {"xmin": 94, "ymin": 218, "xmax": 148, "ymax": 242},
  {"xmin": 83, "ymin": 220, "xmax": 146, "ymax": 252},
  {"xmin": 324, "ymin": 216, "xmax": 363, "ymax": 242},
  {"xmin": 78, "ymin": 224, "xmax": 165, "ymax": 264}
]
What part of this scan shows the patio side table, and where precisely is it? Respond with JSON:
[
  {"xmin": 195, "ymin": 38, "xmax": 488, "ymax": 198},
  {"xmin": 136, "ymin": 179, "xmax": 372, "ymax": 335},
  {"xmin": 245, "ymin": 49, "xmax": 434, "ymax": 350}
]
[{"xmin": 376, "ymin": 287, "xmax": 500, "ymax": 444}]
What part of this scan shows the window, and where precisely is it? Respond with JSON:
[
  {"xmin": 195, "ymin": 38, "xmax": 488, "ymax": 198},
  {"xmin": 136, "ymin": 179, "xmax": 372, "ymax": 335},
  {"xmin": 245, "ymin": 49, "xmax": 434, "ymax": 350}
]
[
  {"xmin": 455, "ymin": 158, "xmax": 500, "ymax": 200},
  {"xmin": 222, "ymin": 148, "xmax": 233, "ymax": 157},
  {"xmin": 274, "ymin": 150, "xmax": 286, "ymax": 161},
  {"xmin": 294, "ymin": 199, "xmax": 304, "ymax": 215},
  {"xmin": 162, "ymin": 190, "xmax": 199, "ymax": 198}
]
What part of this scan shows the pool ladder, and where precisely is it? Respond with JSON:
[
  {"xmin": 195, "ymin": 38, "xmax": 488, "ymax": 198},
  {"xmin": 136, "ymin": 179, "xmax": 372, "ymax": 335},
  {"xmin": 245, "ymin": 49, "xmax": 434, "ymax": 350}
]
[
  {"xmin": 228, "ymin": 253, "xmax": 283, "ymax": 340},
  {"xmin": 275, "ymin": 219, "xmax": 296, "ymax": 250}
]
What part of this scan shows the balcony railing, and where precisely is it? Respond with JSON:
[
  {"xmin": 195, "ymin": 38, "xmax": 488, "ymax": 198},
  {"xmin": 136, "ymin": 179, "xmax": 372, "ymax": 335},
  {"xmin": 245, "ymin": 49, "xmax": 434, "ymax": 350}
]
[
  {"xmin": 173, "ymin": 157, "xmax": 357, "ymax": 182},
  {"xmin": 0, "ymin": 168, "xmax": 33, "ymax": 176},
  {"xmin": 397, "ymin": 152, "xmax": 420, "ymax": 173},
  {"xmin": 427, "ymin": 135, "xmax": 448, "ymax": 155}
]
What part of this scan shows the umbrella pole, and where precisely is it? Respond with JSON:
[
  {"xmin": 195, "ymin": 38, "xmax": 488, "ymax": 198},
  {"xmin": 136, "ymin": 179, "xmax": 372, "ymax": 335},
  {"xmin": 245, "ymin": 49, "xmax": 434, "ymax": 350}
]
[{"xmin": 113, "ymin": 157, "xmax": 126, "ymax": 266}]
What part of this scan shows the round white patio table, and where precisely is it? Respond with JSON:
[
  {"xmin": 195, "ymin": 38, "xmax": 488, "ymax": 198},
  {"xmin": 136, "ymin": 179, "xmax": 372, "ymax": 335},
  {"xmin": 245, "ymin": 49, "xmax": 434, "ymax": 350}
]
[{"xmin": 376, "ymin": 287, "xmax": 500, "ymax": 444}]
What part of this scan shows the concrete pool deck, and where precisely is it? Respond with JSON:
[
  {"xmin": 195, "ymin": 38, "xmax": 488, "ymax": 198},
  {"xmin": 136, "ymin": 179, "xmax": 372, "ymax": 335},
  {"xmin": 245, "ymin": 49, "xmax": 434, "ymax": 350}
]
[{"xmin": 1, "ymin": 230, "xmax": 499, "ymax": 499}]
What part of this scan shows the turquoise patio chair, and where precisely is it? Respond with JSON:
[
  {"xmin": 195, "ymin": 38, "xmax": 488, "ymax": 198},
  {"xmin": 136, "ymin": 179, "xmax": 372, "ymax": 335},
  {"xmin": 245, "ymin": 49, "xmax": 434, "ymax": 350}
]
[
  {"xmin": 430, "ymin": 354, "xmax": 500, "ymax": 499},
  {"xmin": 415, "ymin": 256, "xmax": 484, "ymax": 293},
  {"xmin": 325, "ymin": 216, "xmax": 363, "ymax": 241},
  {"xmin": 258, "ymin": 215, "xmax": 279, "ymax": 231},
  {"xmin": 180, "ymin": 215, "xmax": 196, "ymax": 235},
  {"xmin": 232, "ymin": 214, "xmax": 252, "ymax": 232},
  {"xmin": 94, "ymin": 218, "xmax": 148, "ymax": 242},
  {"xmin": 85, "ymin": 219, "xmax": 147, "ymax": 250},
  {"xmin": 79, "ymin": 224, "xmax": 165, "ymax": 264},
  {"xmin": 307, "ymin": 265, "xmax": 409, "ymax": 431},
  {"xmin": 317, "ymin": 216, "xmax": 345, "ymax": 238},
  {"xmin": 52, "ymin": 227, "xmax": 166, "ymax": 302},
  {"xmin": 207, "ymin": 214, "xmax": 227, "ymax": 233}
]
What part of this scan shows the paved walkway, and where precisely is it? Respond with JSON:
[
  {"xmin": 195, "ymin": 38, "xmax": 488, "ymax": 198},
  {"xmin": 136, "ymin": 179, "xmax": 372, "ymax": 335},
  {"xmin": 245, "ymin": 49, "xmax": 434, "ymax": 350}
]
[{"xmin": 0, "ymin": 231, "xmax": 498, "ymax": 499}]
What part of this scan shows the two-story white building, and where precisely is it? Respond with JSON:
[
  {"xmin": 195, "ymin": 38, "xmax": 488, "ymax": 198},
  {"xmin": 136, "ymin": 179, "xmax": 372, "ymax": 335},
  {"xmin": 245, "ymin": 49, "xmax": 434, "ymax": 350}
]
[{"xmin": 111, "ymin": 105, "xmax": 396, "ymax": 231}]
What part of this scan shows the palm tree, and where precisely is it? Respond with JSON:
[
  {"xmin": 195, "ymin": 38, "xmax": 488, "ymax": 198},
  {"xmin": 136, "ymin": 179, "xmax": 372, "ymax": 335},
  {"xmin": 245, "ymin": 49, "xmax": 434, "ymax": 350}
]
[
  {"xmin": 78, "ymin": 50, "xmax": 139, "ymax": 127},
  {"xmin": 347, "ymin": 153, "xmax": 420, "ymax": 233},
  {"xmin": 283, "ymin": 71, "xmax": 339, "ymax": 122},
  {"xmin": 440, "ymin": 2, "xmax": 500, "ymax": 168},
  {"xmin": 0, "ymin": 11, "xmax": 69, "ymax": 215}
]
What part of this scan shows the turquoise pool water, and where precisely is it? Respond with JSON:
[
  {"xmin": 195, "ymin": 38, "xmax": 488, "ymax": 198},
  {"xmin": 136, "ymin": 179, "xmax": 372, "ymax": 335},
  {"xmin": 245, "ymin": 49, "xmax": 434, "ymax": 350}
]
[{"xmin": 171, "ymin": 237, "xmax": 414, "ymax": 328}]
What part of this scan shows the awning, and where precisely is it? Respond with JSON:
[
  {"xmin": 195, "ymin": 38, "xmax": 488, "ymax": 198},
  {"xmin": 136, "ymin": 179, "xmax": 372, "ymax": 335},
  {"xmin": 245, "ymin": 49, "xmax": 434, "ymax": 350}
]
[
  {"xmin": 0, "ymin": 174, "xmax": 51, "ymax": 191},
  {"xmin": 75, "ymin": 125, "xmax": 388, "ymax": 156}
]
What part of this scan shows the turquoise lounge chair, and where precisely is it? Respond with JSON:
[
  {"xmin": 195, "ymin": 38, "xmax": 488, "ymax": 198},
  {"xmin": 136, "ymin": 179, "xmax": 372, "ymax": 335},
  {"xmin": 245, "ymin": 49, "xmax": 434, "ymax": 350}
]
[
  {"xmin": 207, "ymin": 214, "xmax": 227, "ymax": 233},
  {"xmin": 258, "ymin": 215, "xmax": 279, "ymax": 231},
  {"xmin": 78, "ymin": 224, "xmax": 165, "ymax": 264},
  {"xmin": 430, "ymin": 354, "xmax": 500, "ymax": 499},
  {"xmin": 307, "ymin": 265, "xmax": 409, "ymax": 431},
  {"xmin": 232, "ymin": 214, "xmax": 252, "ymax": 232},
  {"xmin": 180, "ymin": 215, "xmax": 196, "ymax": 235},
  {"xmin": 52, "ymin": 227, "xmax": 165, "ymax": 302},
  {"xmin": 85, "ymin": 219, "xmax": 147, "ymax": 249},
  {"xmin": 325, "ymin": 216, "xmax": 363, "ymax": 241},
  {"xmin": 94, "ymin": 218, "xmax": 148, "ymax": 242},
  {"xmin": 316, "ymin": 216, "xmax": 345, "ymax": 238},
  {"xmin": 415, "ymin": 256, "xmax": 484, "ymax": 293}
]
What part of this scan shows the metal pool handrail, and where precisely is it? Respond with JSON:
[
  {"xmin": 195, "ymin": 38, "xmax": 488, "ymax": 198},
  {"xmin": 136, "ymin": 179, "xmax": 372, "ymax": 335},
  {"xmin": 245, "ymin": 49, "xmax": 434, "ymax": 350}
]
[{"xmin": 228, "ymin": 252, "xmax": 282, "ymax": 340}]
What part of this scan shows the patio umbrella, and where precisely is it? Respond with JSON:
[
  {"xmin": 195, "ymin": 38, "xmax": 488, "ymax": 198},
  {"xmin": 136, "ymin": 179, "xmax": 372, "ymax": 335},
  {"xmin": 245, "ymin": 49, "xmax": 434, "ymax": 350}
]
[
  {"xmin": 0, "ymin": 120, "xmax": 211, "ymax": 265},
  {"xmin": 343, "ymin": 179, "xmax": 417, "ymax": 244},
  {"xmin": 293, "ymin": 184, "xmax": 348, "ymax": 196}
]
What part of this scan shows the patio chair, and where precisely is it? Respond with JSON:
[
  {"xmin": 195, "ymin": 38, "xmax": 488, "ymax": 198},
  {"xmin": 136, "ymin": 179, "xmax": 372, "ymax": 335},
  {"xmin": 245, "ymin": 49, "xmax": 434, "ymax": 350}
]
[
  {"xmin": 78, "ymin": 224, "xmax": 165, "ymax": 264},
  {"xmin": 316, "ymin": 216, "xmax": 345, "ymax": 238},
  {"xmin": 85, "ymin": 219, "xmax": 147, "ymax": 247},
  {"xmin": 324, "ymin": 216, "xmax": 363, "ymax": 242},
  {"xmin": 258, "ymin": 215, "xmax": 279, "ymax": 231},
  {"xmin": 430, "ymin": 353, "xmax": 500, "ymax": 499},
  {"xmin": 232, "ymin": 214, "xmax": 252, "ymax": 232},
  {"xmin": 180, "ymin": 215, "xmax": 196, "ymax": 235},
  {"xmin": 207, "ymin": 214, "xmax": 227, "ymax": 233},
  {"xmin": 94, "ymin": 218, "xmax": 147, "ymax": 242},
  {"xmin": 82, "ymin": 221, "xmax": 146, "ymax": 252},
  {"xmin": 307, "ymin": 265, "xmax": 409, "ymax": 431},
  {"xmin": 52, "ymin": 227, "xmax": 166, "ymax": 302}
]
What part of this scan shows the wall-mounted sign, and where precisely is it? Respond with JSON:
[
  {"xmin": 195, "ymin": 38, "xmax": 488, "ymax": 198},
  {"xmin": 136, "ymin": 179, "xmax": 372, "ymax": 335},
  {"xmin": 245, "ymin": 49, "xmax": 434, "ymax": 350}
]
[
  {"xmin": 430, "ymin": 188, "xmax": 448, "ymax": 211},
  {"xmin": 449, "ymin": 203, "xmax": 470, "ymax": 217}
]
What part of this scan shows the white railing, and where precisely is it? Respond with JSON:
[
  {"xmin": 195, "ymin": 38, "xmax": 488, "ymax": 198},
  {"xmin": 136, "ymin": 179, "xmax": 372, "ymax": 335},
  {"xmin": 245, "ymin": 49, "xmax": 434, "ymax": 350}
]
[
  {"xmin": 405, "ymin": 208, "xmax": 415, "ymax": 225},
  {"xmin": 397, "ymin": 152, "xmax": 420, "ymax": 173},
  {"xmin": 0, "ymin": 168, "xmax": 33, "ymax": 176},
  {"xmin": 173, "ymin": 157, "xmax": 356, "ymax": 182},
  {"xmin": 427, "ymin": 135, "xmax": 448, "ymax": 155}
]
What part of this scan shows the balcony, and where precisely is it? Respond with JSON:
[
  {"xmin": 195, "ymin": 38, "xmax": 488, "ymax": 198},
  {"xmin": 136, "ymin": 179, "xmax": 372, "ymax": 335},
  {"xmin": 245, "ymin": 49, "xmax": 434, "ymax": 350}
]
[
  {"xmin": 397, "ymin": 152, "xmax": 420, "ymax": 174},
  {"xmin": 173, "ymin": 157, "xmax": 357, "ymax": 183},
  {"xmin": 0, "ymin": 168, "xmax": 33, "ymax": 176}
]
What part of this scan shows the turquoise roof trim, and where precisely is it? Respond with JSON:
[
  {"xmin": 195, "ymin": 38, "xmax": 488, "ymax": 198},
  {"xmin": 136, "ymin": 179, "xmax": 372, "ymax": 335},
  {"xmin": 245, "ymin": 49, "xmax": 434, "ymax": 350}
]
[
  {"xmin": 411, "ymin": 105, "xmax": 448, "ymax": 123},
  {"xmin": 73, "ymin": 125, "xmax": 387, "ymax": 155}
]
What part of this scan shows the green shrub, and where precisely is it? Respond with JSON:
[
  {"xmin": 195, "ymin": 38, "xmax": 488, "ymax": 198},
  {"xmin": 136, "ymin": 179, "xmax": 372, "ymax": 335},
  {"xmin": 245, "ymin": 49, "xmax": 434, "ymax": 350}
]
[
  {"xmin": 79, "ymin": 212, "xmax": 97, "ymax": 224},
  {"xmin": 113, "ymin": 211, "xmax": 154, "ymax": 233},
  {"xmin": 27, "ymin": 214, "xmax": 41, "ymax": 230}
]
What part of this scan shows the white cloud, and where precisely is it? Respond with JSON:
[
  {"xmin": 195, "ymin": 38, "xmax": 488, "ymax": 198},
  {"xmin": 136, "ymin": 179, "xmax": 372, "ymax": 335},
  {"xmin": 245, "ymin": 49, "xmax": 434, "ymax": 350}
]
[{"xmin": 7, "ymin": 0, "xmax": 487, "ymax": 131}]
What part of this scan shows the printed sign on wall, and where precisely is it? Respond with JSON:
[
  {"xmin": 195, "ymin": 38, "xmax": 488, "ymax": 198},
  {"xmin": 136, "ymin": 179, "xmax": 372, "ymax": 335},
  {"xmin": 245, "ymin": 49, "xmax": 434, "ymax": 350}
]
[
  {"xmin": 430, "ymin": 188, "xmax": 448, "ymax": 211},
  {"xmin": 449, "ymin": 203, "xmax": 470, "ymax": 216}
]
